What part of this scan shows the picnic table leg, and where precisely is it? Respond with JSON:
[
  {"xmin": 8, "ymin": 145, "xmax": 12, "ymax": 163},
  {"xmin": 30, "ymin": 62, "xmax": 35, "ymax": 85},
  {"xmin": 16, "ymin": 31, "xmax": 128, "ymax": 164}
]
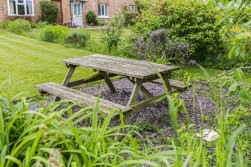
[
  {"xmin": 55, "ymin": 65, "xmax": 76, "ymax": 101},
  {"xmin": 127, "ymin": 82, "xmax": 142, "ymax": 107},
  {"xmin": 127, "ymin": 77, "xmax": 153, "ymax": 98},
  {"xmin": 100, "ymin": 72, "xmax": 116, "ymax": 93},
  {"xmin": 62, "ymin": 65, "xmax": 76, "ymax": 86},
  {"xmin": 162, "ymin": 74, "xmax": 171, "ymax": 92}
]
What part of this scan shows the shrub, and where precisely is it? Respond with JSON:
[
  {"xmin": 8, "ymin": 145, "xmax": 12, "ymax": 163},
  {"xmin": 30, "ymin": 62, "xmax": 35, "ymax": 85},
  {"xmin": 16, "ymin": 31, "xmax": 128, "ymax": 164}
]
[
  {"xmin": 124, "ymin": 12, "xmax": 137, "ymax": 27},
  {"xmin": 31, "ymin": 21, "xmax": 48, "ymax": 29},
  {"xmin": 40, "ymin": 1, "xmax": 58, "ymax": 24},
  {"xmin": 40, "ymin": 25, "xmax": 69, "ymax": 43},
  {"xmin": 97, "ymin": 19, "xmax": 106, "ymax": 26},
  {"xmin": 132, "ymin": 29, "xmax": 189, "ymax": 63},
  {"xmin": 133, "ymin": 0, "xmax": 224, "ymax": 63},
  {"xmin": 65, "ymin": 30, "xmax": 90, "ymax": 48},
  {"xmin": 7, "ymin": 19, "xmax": 31, "ymax": 35},
  {"xmin": 85, "ymin": 10, "xmax": 98, "ymax": 25},
  {"xmin": 0, "ymin": 22, "xmax": 9, "ymax": 29},
  {"xmin": 101, "ymin": 14, "xmax": 125, "ymax": 52},
  {"xmin": 101, "ymin": 27, "xmax": 121, "ymax": 52}
]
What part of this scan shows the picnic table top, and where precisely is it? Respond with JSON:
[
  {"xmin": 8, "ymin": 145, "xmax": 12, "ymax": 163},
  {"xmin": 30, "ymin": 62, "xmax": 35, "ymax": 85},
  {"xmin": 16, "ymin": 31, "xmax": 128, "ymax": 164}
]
[{"xmin": 62, "ymin": 54, "xmax": 179, "ymax": 79}]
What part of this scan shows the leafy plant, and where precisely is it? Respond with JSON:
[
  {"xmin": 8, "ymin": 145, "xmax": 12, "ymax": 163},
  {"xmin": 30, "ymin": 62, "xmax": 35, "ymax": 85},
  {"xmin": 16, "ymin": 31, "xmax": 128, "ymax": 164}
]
[
  {"xmin": 65, "ymin": 30, "xmax": 90, "ymax": 48},
  {"xmin": 101, "ymin": 14, "xmax": 125, "ymax": 52},
  {"xmin": 40, "ymin": 1, "xmax": 59, "ymax": 24},
  {"xmin": 31, "ymin": 22, "xmax": 48, "ymax": 29},
  {"xmin": 132, "ymin": 29, "xmax": 189, "ymax": 63},
  {"xmin": 0, "ymin": 96, "xmax": 181, "ymax": 166},
  {"xmin": 7, "ymin": 19, "xmax": 31, "ymax": 35},
  {"xmin": 85, "ymin": 11, "xmax": 98, "ymax": 25},
  {"xmin": 133, "ymin": 0, "xmax": 225, "ymax": 63},
  {"xmin": 40, "ymin": 25, "xmax": 69, "ymax": 43},
  {"xmin": 101, "ymin": 27, "xmax": 122, "ymax": 52},
  {"xmin": 124, "ymin": 12, "xmax": 137, "ymax": 27},
  {"xmin": 0, "ymin": 22, "xmax": 9, "ymax": 29}
]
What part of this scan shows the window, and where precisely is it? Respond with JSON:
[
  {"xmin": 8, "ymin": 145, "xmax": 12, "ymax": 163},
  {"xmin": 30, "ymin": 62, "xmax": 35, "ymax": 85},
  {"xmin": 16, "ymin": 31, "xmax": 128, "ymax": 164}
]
[
  {"xmin": 73, "ymin": 2, "xmax": 81, "ymax": 16},
  {"xmin": 129, "ymin": 5, "xmax": 136, "ymax": 10},
  {"xmin": 98, "ymin": 4, "xmax": 109, "ymax": 17},
  {"xmin": 9, "ymin": 0, "xmax": 34, "ymax": 15}
]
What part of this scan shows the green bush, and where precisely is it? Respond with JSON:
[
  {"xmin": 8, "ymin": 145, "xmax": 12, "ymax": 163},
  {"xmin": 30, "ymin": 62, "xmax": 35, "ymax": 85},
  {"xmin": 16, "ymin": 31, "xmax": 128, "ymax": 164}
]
[
  {"xmin": 65, "ymin": 30, "xmax": 90, "ymax": 48},
  {"xmin": 0, "ymin": 22, "xmax": 9, "ymax": 29},
  {"xmin": 31, "ymin": 21, "xmax": 48, "ymax": 29},
  {"xmin": 124, "ymin": 12, "xmax": 137, "ymax": 27},
  {"xmin": 132, "ymin": 29, "xmax": 189, "ymax": 63},
  {"xmin": 40, "ymin": 1, "xmax": 58, "ymax": 24},
  {"xmin": 133, "ymin": 0, "xmax": 224, "ymax": 63},
  {"xmin": 85, "ymin": 10, "xmax": 98, "ymax": 25},
  {"xmin": 101, "ymin": 27, "xmax": 122, "ymax": 52},
  {"xmin": 40, "ymin": 25, "xmax": 69, "ymax": 43},
  {"xmin": 7, "ymin": 19, "xmax": 31, "ymax": 35}
]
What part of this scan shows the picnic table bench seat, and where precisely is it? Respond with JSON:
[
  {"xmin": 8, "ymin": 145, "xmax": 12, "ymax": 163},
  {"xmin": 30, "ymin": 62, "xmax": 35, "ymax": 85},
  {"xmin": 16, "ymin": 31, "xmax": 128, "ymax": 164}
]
[
  {"xmin": 151, "ymin": 79, "xmax": 191, "ymax": 92},
  {"xmin": 36, "ymin": 82, "xmax": 131, "ymax": 116}
]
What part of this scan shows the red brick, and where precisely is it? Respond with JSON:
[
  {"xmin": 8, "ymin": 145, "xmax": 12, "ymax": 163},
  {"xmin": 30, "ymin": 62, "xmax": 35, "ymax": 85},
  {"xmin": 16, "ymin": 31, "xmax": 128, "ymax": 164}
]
[{"xmin": 0, "ymin": 0, "xmax": 135, "ymax": 25}]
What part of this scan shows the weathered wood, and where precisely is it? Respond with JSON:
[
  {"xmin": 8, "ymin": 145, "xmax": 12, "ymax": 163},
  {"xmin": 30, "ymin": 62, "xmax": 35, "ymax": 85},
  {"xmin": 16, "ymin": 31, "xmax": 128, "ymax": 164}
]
[
  {"xmin": 62, "ymin": 54, "xmax": 179, "ymax": 79},
  {"xmin": 127, "ymin": 82, "xmax": 142, "ymax": 107},
  {"xmin": 100, "ymin": 72, "xmax": 116, "ymax": 93},
  {"xmin": 67, "ymin": 73, "xmax": 118, "ymax": 88},
  {"xmin": 162, "ymin": 74, "xmax": 171, "ymax": 92},
  {"xmin": 62, "ymin": 65, "xmax": 76, "ymax": 86},
  {"xmin": 125, "ymin": 89, "xmax": 179, "ymax": 116},
  {"xmin": 151, "ymin": 79, "xmax": 191, "ymax": 91},
  {"xmin": 130, "ymin": 92, "xmax": 167, "ymax": 112},
  {"xmin": 36, "ymin": 82, "xmax": 131, "ymax": 116},
  {"xmin": 126, "ymin": 77, "xmax": 153, "ymax": 98}
]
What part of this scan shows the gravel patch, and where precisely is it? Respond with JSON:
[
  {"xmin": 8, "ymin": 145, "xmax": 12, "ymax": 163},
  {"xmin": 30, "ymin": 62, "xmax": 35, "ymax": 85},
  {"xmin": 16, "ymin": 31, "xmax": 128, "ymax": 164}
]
[{"xmin": 29, "ymin": 78, "xmax": 218, "ymax": 139}]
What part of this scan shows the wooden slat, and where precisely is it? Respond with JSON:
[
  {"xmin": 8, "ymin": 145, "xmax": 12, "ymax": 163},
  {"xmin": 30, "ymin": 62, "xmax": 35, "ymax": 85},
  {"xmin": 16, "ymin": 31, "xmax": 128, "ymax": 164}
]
[
  {"xmin": 36, "ymin": 82, "xmax": 131, "ymax": 116},
  {"xmin": 62, "ymin": 54, "xmax": 179, "ymax": 79},
  {"xmin": 151, "ymin": 79, "xmax": 191, "ymax": 90}
]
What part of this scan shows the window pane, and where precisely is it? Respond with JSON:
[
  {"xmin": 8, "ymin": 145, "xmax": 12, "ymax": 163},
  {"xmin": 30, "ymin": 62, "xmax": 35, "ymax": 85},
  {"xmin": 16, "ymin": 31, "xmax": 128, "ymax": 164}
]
[
  {"xmin": 78, "ymin": 3, "xmax": 81, "ymax": 15},
  {"xmin": 18, "ymin": 5, "xmax": 25, "ymax": 15},
  {"xmin": 105, "ymin": 4, "xmax": 108, "ymax": 16},
  {"xmin": 102, "ymin": 5, "xmax": 104, "ymax": 16},
  {"xmin": 74, "ymin": 3, "xmax": 77, "ymax": 15},
  {"xmin": 9, "ymin": 0, "xmax": 16, "ymax": 14},
  {"xmin": 26, "ymin": 0, "xmax": 33, "ymax": 14},
  {"xmin": 18, "ymin": 0, "xmax": 24, "ymax": 3},
  {"xmin": 98, "ymin": 4, "xmax": 101, "ymax": 16}
]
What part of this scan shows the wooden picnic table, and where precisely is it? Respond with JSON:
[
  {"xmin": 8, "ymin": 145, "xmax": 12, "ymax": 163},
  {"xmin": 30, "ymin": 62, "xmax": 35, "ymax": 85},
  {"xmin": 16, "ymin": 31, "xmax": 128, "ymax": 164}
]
[{"xmin": 37, "ymin": 54, "xmax": 189, "ymax": 118}]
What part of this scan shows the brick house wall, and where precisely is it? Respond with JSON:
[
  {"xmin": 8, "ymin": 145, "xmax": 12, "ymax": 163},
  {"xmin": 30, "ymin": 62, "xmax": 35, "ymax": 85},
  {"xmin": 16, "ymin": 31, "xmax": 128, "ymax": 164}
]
[
  {"xmin": 0, "ymin": 0, "xmax": 41, "ymax": 23},
  {"xmin": 84, "ymin": 0, "xmax": 135, "ymax": 24},
  {"xmin": 0, "ymin": 0, "xmax": 135, "ymax": 25}
]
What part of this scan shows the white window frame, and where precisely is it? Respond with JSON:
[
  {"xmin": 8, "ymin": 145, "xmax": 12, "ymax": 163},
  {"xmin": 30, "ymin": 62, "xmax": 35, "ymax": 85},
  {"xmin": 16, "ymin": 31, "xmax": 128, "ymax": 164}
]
[
  {"xmin": 7, "ymin": 0, "xmax": 35, "ymax": 16},
  {"xmin": 98, "ymin": 3, "xmax": 109, "ymax": 18},
  {"xmin": 129, "ymin": 5, "xmax": 136, "ymax": 10}
]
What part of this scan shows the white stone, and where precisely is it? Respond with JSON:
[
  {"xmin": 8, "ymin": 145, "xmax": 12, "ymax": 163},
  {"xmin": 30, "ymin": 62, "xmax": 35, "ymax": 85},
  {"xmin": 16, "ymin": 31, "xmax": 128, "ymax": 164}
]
[{"xmin": 196, "ymin": 129, "xmax": 219, "ymax": 142}]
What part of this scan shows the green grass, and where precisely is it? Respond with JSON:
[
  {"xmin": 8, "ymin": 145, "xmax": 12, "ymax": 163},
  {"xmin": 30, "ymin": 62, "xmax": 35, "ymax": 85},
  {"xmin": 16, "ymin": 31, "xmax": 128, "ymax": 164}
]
[
  {"xmin": 2, "ymin": 29, "xmax": 244, "ymax": 99},
  {"xmin": 0, "ymin": 31, "xmax": 94, "ymax": 99},
  {"xmin": 180, "ymin": 66, "xmax": 223, "ymax": 80}
]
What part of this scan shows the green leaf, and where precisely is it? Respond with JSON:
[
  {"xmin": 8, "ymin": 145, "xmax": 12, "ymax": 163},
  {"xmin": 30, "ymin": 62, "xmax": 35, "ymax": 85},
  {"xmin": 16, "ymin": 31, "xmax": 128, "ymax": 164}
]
[
  {"xmin": 227, "ymin": 82, "xmax": 238, "ymax": 96},
  {"xmin": 234, "ymin": 68, "xmax": 244, "ymax": 80},
  {"xmin": 228, "ymin": 47, "xmax": 235, "ymax": 59},
  {"xmin": 239, "ymin": 89, "xmax": 250, "ymax": 106}
]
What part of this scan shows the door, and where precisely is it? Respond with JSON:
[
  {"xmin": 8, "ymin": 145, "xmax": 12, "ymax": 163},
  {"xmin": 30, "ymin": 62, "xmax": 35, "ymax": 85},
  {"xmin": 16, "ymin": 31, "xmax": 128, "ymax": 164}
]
[{"xmin": 72, "ymin": 1, "xmax": 83, "ymax": 27}]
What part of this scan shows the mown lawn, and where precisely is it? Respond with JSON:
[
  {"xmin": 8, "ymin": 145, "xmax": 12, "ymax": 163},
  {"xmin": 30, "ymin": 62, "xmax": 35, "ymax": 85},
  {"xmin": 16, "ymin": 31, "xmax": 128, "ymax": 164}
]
[
  {"xmin": 0, "ymin": 31, "xmax": 94, "ymax": 98},
  {"xmin": 2, "ymin": 29, "xmax": 243, "ymax": 99}
]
